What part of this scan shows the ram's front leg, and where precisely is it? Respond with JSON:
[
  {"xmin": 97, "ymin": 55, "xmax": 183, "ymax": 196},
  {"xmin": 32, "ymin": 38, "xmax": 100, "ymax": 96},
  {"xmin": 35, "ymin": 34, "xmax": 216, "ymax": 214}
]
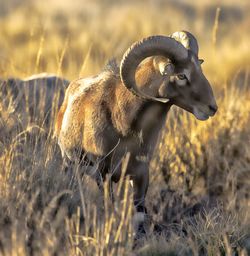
[{"xmin": 130, "ymin": 161, "xmax": 149, "ymax": 238}]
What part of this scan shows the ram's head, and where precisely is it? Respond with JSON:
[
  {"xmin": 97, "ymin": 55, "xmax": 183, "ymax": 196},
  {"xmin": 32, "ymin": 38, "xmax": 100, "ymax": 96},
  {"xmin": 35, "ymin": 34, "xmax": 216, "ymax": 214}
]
[{"xmin": 120, "ymin": 31, "xmax": 217, "ymax": 120}]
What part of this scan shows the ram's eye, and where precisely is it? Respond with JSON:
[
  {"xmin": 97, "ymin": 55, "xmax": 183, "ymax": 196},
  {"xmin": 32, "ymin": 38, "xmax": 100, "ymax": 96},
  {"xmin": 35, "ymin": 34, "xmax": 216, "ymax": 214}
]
[{"xmin": 177, "ymin": 74, "xmax": 187, "ymax": 80}]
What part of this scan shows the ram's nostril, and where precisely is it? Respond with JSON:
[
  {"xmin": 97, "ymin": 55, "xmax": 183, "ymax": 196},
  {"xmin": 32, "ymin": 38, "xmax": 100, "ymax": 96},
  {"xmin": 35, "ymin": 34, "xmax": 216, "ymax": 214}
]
[{"xmin": 209, "ymin": 104, "xmax": 218, "ymax": 113}]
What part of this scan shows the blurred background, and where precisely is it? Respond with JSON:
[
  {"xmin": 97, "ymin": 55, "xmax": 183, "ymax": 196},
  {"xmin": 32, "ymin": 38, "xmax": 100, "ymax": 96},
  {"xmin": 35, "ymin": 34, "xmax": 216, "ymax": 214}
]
[{"xmin": 0, "ymin": 0, "xmax": 249, "ymax": 82}]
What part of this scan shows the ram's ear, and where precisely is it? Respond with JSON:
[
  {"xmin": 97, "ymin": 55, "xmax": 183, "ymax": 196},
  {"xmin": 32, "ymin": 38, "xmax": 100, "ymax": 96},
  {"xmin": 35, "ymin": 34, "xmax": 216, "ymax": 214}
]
[
  {"xmin": 199, "ymin": 59, "xmax": 204, "ymax": 65},
  {"xmin": 153, "ymin": 56, "xmax": 174, "ymax": 76}
]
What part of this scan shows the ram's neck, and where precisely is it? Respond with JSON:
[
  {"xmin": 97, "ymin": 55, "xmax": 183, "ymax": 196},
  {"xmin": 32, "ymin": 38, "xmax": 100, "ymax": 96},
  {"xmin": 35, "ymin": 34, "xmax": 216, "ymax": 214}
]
[
  {"xmin": 132, "ymin": 100, "xmax": 172, "ymax": 155},
  {"xmin": 111, "ymin": 86, "xmax": 171, "ymax": 158},
  {"xmin": 110, "ymin": 81, "xmax": 144, "ymax": 136},
  {"xmin": 111, "ymin": 57, "xmax": 171, "ymax": 146}
]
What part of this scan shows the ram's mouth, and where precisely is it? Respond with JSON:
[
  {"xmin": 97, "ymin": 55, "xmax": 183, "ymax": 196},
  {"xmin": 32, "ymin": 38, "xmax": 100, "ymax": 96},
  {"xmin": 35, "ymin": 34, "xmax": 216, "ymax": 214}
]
[{"xmin": 193, "ymin": 107, "xmax": 210, "ymax": 121}]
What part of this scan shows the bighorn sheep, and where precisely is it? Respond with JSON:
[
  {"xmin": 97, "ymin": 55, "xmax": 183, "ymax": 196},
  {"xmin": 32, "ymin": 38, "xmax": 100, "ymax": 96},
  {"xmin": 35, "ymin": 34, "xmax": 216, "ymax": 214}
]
[{"xmin": 55, "ymin": 31, "xmax": 217, "ymax": 234}]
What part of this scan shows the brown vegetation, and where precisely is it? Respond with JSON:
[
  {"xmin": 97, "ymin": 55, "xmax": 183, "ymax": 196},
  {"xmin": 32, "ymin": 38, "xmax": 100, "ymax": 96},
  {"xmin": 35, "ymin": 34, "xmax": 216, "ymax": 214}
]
[{"xmin": 0, "ymin": 0, "xmax": 249, "ymax": 255}]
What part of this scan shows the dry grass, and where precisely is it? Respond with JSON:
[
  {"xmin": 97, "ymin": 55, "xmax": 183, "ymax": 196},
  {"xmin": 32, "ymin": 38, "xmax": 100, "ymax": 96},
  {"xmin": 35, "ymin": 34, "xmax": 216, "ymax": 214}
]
[{"xmin": 0, "ymin": 0, "xmax": 250, "ymax": 255}]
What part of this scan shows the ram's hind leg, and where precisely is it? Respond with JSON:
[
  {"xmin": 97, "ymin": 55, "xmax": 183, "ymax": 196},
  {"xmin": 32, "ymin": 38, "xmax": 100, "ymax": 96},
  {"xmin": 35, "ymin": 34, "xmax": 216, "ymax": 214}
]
[{"xmin": 130, "ymin": 162, "xmax": 149, "ymax": 238}]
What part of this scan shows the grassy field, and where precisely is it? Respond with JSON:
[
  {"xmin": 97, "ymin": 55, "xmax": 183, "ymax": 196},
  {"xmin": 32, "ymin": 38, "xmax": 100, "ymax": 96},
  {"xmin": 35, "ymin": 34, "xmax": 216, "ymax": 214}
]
[{"xmin": 0, "ymin": 0, "xmax": 250, "ymax": 255}]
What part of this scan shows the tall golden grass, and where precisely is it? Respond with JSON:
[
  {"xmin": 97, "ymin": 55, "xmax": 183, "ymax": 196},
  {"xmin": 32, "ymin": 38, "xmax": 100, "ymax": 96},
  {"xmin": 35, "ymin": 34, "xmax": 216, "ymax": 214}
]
[{"xmin": 0, "ymin": 0, "xmax": 249, "ymax": 255}]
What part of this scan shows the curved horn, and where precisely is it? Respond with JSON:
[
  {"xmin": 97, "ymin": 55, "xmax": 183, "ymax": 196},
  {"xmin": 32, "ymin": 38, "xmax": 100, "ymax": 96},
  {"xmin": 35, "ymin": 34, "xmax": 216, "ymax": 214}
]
[
  {"xmin": 170, "ymin": 31, "xmax": 199, "ymax": 56},
  {"xmin": 120, "ymin": 35, "xmax": 188, "ymax": 103}
]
